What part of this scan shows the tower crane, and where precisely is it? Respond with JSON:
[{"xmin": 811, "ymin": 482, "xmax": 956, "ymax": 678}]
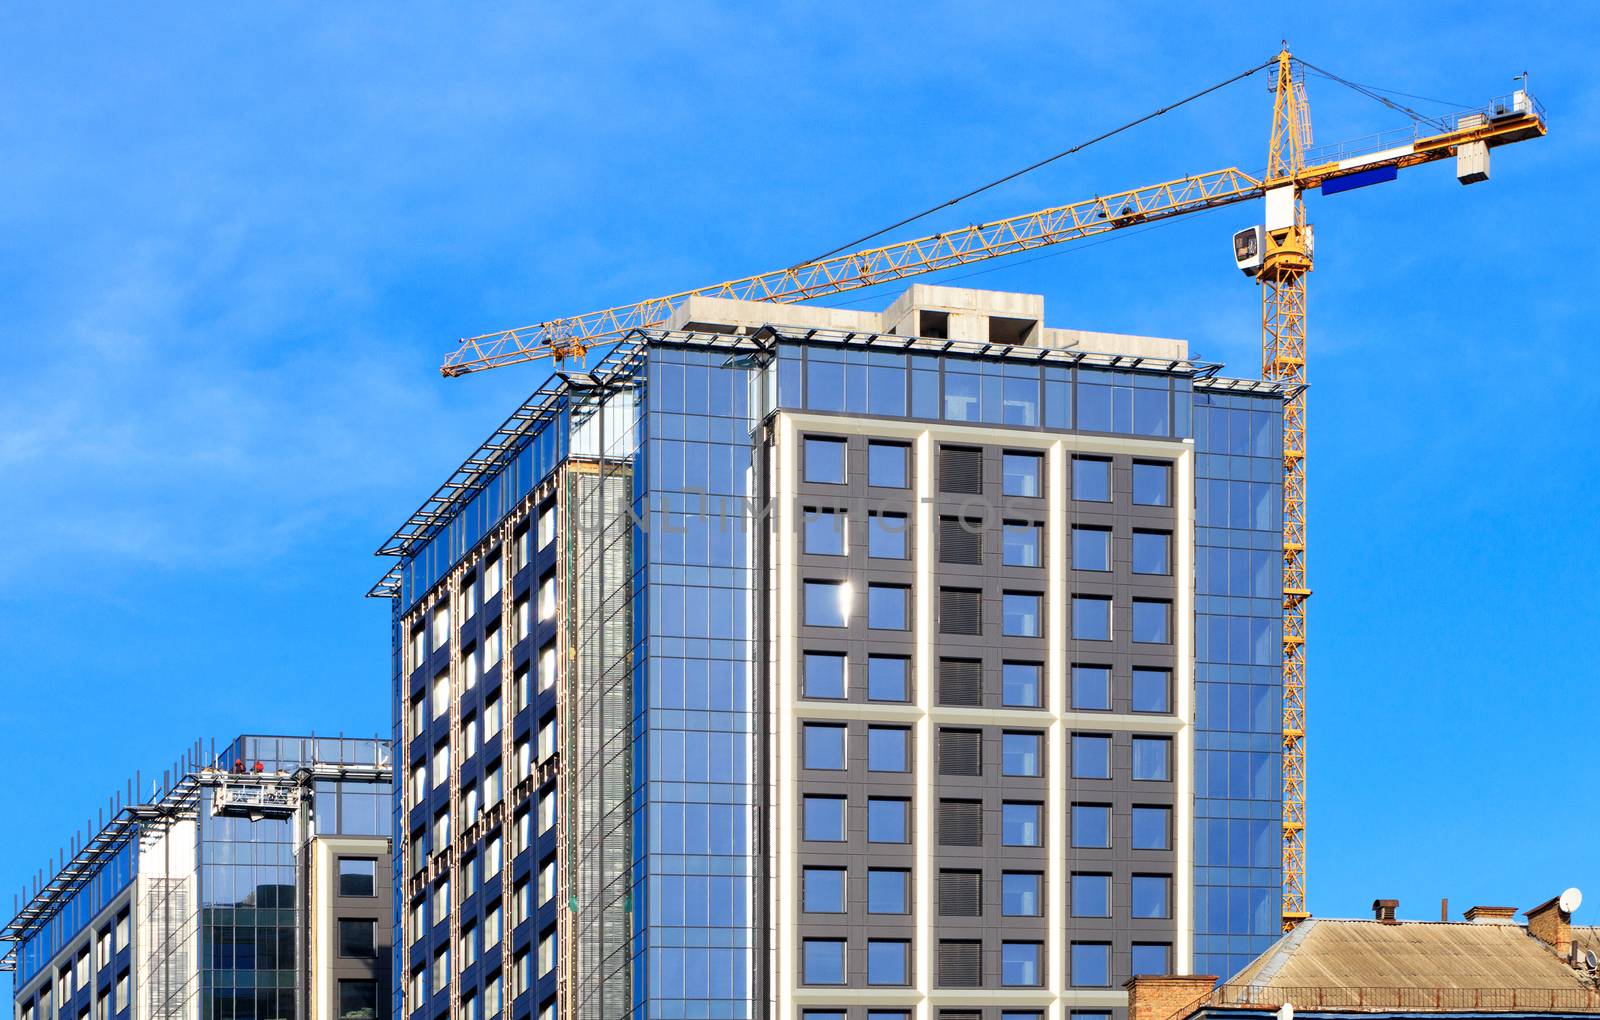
[{"xmin": 437, "ymin": 49, "xmax": 1546, "ymax": 930}]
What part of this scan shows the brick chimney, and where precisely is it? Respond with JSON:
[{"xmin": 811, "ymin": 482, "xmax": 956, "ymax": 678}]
[
  {"xmin": 1463, "ymin": 905, "xmax": 1518, "ymax": 924},
  {"xmin": 1525, "ymin": 894, "xmax": 1575, "ymax": 957},
  {"xmin": 1372, "ymin": 899, "xmax": 1399, "ymax": 923},
  {"xmin": 1126, "ymin": 975, "xmax": 1219, "ymax": 1020}
]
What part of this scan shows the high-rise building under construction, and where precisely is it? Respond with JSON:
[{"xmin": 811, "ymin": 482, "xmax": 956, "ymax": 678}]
[{"xmin": 373, "ymin": 284, "xmax": 1286, "ymax": 1020}]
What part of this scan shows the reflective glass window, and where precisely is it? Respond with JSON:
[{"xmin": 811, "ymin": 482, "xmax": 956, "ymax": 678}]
[
  {"xmin": 1002, "ymin": 872, "xmax": 1041, "ymax": 916},
  {"xmin": 804, "ymin": 581, "xmax": 848, "ymax": 627},
  {"xmin": 803, "ymin": 796, "xmax": 846, "ymax": 841},
  {"xmin": 867, "ymin": 798, "xmax": 909, "ymax": 843},
  {"xmin": 804, "ymin": 438, "xmax": 847, "ymax": 484},
  {"xmin": 1073, "ymin": 456, "xmax": 1111, "ymax": 501},
  {"xmin": 867, "ymin": 656, "xmax": 909, "ymax": 702},
  {"xmin": 868, "ymin": 727, "xmax": 909, "ymax": 772},
  {"xmin": 1132, "ymin": 531, "xmax": 1170, "ymax": 575},
  {"xmin": 1002, "ymin": 592, "xmax": 1041, "ymax": 637},
  {"xmin": 1131, "ymin": 668, "xmax": 1170, "ymax": 713},
  {"xmin": 1001, "ymin": 942, "xmax": 1042, "ymax": 987},
  {"xmin": 1131, "ymin": 943, "xmax": 1172, "ymax": 976},
  {"xmin": 867, "ymin": 869, "xmax": 909, "ymax": 914},
  {"xmin": 1001, "ymin": 802, "xmax": 1041, "ymax": 846},
  {"xmin": 802, "ymin": 939, "xmax": 845, "ymax": 985},
  {"xmin": 1002, "ymin": 452, "xmax": 1042, "ymax": 497},
  {"xmin": 866, "ymin": 940, "xmax": 909, "ymax": 986},
  {"xmin": 1002, "ymin": 662, "xmax": 1041, "ymax": 708},
  {"xmin": 1132, "ymin": 461, "xmax": 1170, "ymax": 506},
  {"xmin": 1132, "ymin": 806, "xmax": 1171, "ymax": 850},
  {"xmin": 1072, "ymin": 527, "xmax": 1110, "ymax": 571},
  {"xmin": 1072, "ymin": 804, "xmax": 1111, "ymax": 848},
  {"xmin": 1002, "ymin": 523, "xmax": 1042, "ymax": 567},
  {"xmin": 1132, "ymin": 599, "xmax": 1170, "ymax": 643},
  {"xmin": 1073, "ymin": 734, "xmax": 1111, "ymax": 779},
  {"xmin": 1071, "ymin": 665, "xmax": 1110, "ymax": 711},
  {"xmin": 868, "ymin": 442, "xmax": 909, "ymax": 488},
  {"xmin": 803, "ymin": 724, "xmax": 846, "ymax": 770},
  {"xmin": 1131, "ymin": 875, "xmax": 1171, "ymax": 918},
  {"xmin": 868, "ymin": 585, "xmax": 909, "ymax": 630},
  {"xmin": 802, "ymin": 868, "xmax": 845, "ymax": 913},
  {"xmin": 1071, "ymin": 943, "xmax": 1111, "ymax": 987},
  {"xmin": 1071, "ymin": 873, "xmax": 1110, "ymax": 917},
  {"xmin": 1002, "ymin": 732, "xmax": 1042, "ymax": 777},
  {"xmin": 1072, "ymin": 596, "xmax": 1111, "ymax": 640},
  {"xmin": 1133, "ymin": 736, "xmax": 1171, "ymax": 781},
  {"xmin": 804, "ymin": 509, "xmax": 846, "ymax": 556},
  {"xmin": 802, "ymin": 653, "xmax": 846, "ymax": 700},
  {"xmin": 869, "ymin": 513, "xmax": 909, "ymax": 559}
]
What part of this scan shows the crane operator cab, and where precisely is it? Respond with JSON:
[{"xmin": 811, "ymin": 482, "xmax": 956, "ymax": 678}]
[{"xmin": 1233, "ymin": 225, "xmax": 1264, "ymax": 276}]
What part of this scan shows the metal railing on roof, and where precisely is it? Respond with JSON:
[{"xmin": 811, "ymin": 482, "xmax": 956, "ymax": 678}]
[{"xmin": 1213, "ymin": 984, "xmax": 1600, "ymax": 1012}]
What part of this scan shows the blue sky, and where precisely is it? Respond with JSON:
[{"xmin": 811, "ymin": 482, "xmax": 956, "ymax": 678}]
[{"xmin": 2, "ymin": 1, "xmax": 1597, "ymax": 992}]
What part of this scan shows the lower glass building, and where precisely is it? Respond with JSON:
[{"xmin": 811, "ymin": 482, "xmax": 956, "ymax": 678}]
[
  {"xmin": 374, "ymin": 284, "xmax": 1285, "ymax": 1020},
  {"xmin": 4, "ymin": 736, "xmax": 393, "ymax": 1020}
]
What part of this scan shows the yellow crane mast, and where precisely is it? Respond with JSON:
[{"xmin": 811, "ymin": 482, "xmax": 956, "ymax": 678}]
[{"xmin": 438, "ymin": 50, "xmax": 1546, "ymax": 931}]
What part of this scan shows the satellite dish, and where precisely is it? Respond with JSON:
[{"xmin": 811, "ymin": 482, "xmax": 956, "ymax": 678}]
[
  {"xmin": 1586, "ymin": 949, "xmax": 1598, "ymax": 971},
  {"xmin": 1558, "ymin": 888, "xmax": 1582, "ymax": 914}
]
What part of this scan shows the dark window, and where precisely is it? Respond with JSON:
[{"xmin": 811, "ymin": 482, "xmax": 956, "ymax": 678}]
[
  {"xmin": 938, "ymin": 870, "xmax": 982, "ymax": 917},
  {"xmin": 1132, "ymin": 530, "xmax": 1171, "ymax": 575},
  {"xmin": 868, "ymin": 442, "xmax": 910, "ymax": 488},
  {"xmin": 802, "ymin": 652, "xmax": 846, "ymax": 700},
  {"xmin": 1071, "ymin": 873, "xmax": 1110, "ymax": 917},
  {"xmin": 869, "ymin": 513, "xmax": 909, "ymax": 559},
  {"xmin": 937, "ymin": 940, "xmax": 982, "ymax": 988},
  {"xmin": 802, "ymin": 868, "xmax": 845, "ymax": 913},
  {"xmin": 868, "ymin": 798, "xmax": 910, "ymax": 843},
  {"xmin": 1002, "ymin": 661, "xmax": 1042, "ymax": 708},
  {"xmin": 939, "ymin": 588, "xmax": 982, "ymax": 635},
  {"xmin": 1073, "ymin": 733, "xmax": 1111, "ymax": 779},
  {"xmin": 1071, "ymin": 665, "xmax": 1110, "ymax": 711},
  {"xmin": 1072, "ymin": 456, "xmax": 1111, "ymax": 501},
  {"xmin": 337, "ymin": 919, "xmax": 375, "ymax": 959},
  {"xmin": 1002, "ymin": 452, "xmax": 1043, "ymax": 498},
  {"xmin": 1072, "ymin": 527, "xmax": 1111, "ymax": 571},
  {"xmin": 938, "ymin": 729, "xmax": 982, "ymax": 777},
  {"xmin": 338, "ymin": 980, "xmax": 377, "ymax": 1020},
  {"xmin": 1132, "ymin": 461, "xmax": 1170, "ymax": 506},
  {"xmin": 938, "ymin": 800, "xmax": 983, "ymax": 846},
  {"xmin": 1132, "ymin": 806, "xmax": 1171, "ymax": 850},
  {"xmin": 939, "ymin": 446, "xmax": 983, "ymax": 495},
  {"xmin": 1131, "ymin": 667, "xmax": 1171, "ymax": 713},
  {"xmin": 338, "ymin": 858, "xmax": 376, "ymax": 898},
  {"xmin": 939, "ymin": 516, "xmax": 983, "ymax": 565},
  {"xmin": 938, "ymin": 658, "xmax": 982, "ymax": 707},
  {"xmin": 804, "ymin": 438, "xmax": 847, "ymax": 484},
  {"xmin": 868, "ymin": 656, "xmax": 910, "ymax": 702}
]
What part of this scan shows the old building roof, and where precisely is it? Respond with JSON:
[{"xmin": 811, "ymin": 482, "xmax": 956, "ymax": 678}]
[{"xmin": 1220, "ymin": 918, "xmax": 1599, "ymax": 1003}]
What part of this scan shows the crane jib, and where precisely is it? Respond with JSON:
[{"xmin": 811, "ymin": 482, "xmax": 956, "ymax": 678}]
[{"xmin": 1321, "ymin": 165, "xmax": 1399, "ymax": 196}]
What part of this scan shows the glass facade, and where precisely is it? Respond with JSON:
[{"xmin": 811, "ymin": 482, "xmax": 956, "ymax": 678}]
[
  {"xmin": 636, "ymin": 347, "xmax": 756, "ymax": 1017},
  {"xmin": 1191, "ymin": 392, "xmax": 1285, "ymax": 976},
  {"xmin": 381, "ymin": 308, "xmax": 1286, "ymax": 1016}
]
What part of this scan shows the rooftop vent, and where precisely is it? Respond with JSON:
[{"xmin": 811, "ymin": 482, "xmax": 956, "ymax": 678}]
[
  {"xmin": 1372, "ymin": 898, "xmax": 1399, "ymax": 923},
  {"xmin": 1462, "ymin": 905, "xmax": 1518, "ymax": 924}
]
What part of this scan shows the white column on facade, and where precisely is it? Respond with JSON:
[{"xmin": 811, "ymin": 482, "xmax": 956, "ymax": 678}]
[
  {"xmin": 914, "ymin": 427, "xmax": 935, "ymax": 1020},
  {"xmin": 776, "ymin": 413, "xmax": 799, "ymax": 1020},
  {"xmin": 1173, "ymin": 442, "xmax": 1197, "ymax": 971},
  {"xmin": 1046, "ymin": 439, "xmax": 1068, "ymax": 1019}
]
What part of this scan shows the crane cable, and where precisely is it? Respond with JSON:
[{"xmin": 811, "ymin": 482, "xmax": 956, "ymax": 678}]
[
  {"xmin": 1294, "ymin": 58, "xmax": 1454, "ymax": 132},
  {"xmin": 796, "ymin": 54, "xmax": 1280, "ymax": 266}
]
